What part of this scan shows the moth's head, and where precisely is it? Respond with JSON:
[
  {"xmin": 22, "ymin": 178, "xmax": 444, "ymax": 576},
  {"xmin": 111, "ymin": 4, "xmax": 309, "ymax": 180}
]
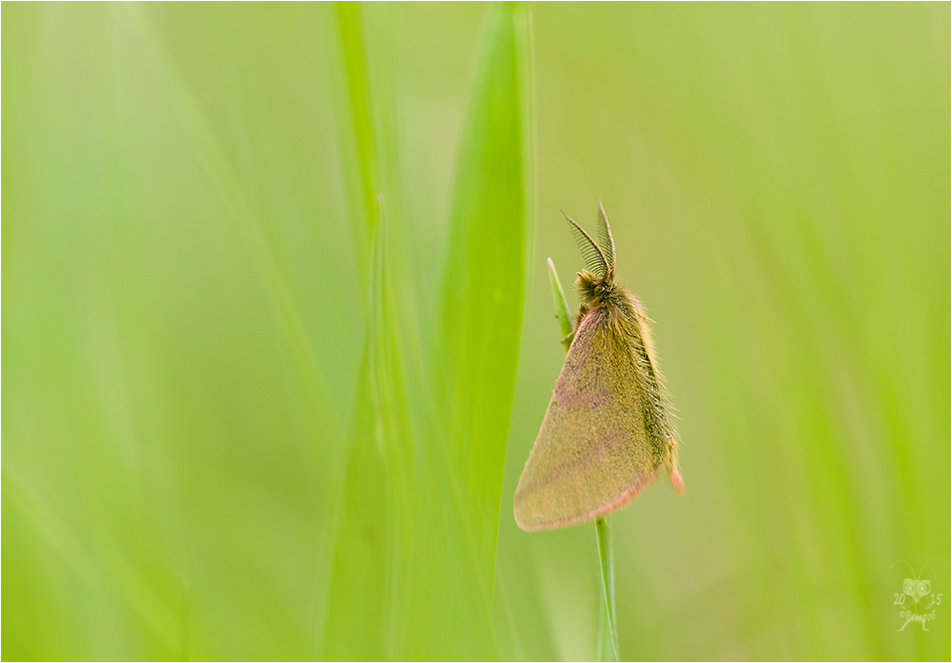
[{"xmin": 576, "ymin": 269, "xmax": 616, "ymax": 302}]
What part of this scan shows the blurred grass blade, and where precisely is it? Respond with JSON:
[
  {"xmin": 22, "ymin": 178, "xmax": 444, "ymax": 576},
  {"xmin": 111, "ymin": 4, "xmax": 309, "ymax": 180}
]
[
  {"xmin": 322, "ymin": 206, "xmax": 398, "ymax": 660},
  {"xmin": 122, "ymin": 7, "xmax": 341, "ymax": 437},
  {"xmin": 390, "ymin": 3, "xmax": 535, "ymax": 657},
  {"xmin": 321, "ymin": 5, "xmax": 410, "ymax": 657},
  {"xmin": 333, "ymin": 2, "xmax": 381, "ymax": 291},
  {"xmin": 3, "ymin": 472, "xmax": 190, "ymax": 658},
  {"xmin": 436, "ymin": 0, "xmax": 533, "ymax": 574},
  {"xmin": 335, "ymin": 3, "xmax": 379, "ymax": 236}
]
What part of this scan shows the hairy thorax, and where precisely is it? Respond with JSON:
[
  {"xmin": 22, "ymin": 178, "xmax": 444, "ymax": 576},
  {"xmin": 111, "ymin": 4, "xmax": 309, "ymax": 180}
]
[{"xmin": 574, "ymin": 270, "xmax": 644, "ymax": 325}]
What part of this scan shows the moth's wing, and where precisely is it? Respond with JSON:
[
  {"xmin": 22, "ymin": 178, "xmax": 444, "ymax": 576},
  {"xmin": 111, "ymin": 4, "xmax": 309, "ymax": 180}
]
[{"xmin": 514, "ymin": 307, "xmax": 664, "ymax": 531}]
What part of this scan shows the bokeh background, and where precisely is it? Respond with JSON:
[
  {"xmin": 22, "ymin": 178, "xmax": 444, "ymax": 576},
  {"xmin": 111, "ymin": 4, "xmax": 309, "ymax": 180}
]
[{"xmin": 3, "ymin": 3, "xmax": 949, "ymax": 660}]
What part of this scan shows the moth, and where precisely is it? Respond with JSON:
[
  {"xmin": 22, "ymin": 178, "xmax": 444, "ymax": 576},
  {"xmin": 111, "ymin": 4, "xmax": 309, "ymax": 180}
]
[{"xmin": 514, "ymin": 202, "xmax": 684, "ymax": 532}]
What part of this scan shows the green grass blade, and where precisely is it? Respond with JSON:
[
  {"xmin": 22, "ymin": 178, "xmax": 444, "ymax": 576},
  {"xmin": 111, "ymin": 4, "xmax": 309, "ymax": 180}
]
[
  {"xmin": 596, "ymin": 517, "xmax": 620, "ymax": 661},
  {"xmin": 334, "ymin": 3, "xmax": 380, "ymax": 240},
  {"xmin": 125, "ymin": 8, "xmax": 342, "ymax": 437},
  {"xmin": 321, "ymin": 205, "xmax": 402, "ymax": 659},
  {"xmin": 3, "ymin": 472, "xmax": 190, "ymax": 658},
  {"xmin": 548, "ymin": 257, "xmax": 574, "ymax": 348},
  {"xmin": 409, "ymin": 3, "xmax": 532, "ymax": 657},
  {"xmin": 321, "ymin": 6, "xmax": 411, "ymax": 657},
  {"xmin": 437, "ymin": 0, "xmax": 532, "ymax": 565},
  {"xmin": 440, "ymin": 0, "xmax": 532, "ymax": 559}
]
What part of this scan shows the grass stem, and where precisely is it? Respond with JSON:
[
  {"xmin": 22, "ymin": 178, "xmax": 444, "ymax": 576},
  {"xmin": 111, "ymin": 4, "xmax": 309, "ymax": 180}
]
[
  {"xmin": 547, "ymin": 258, "xmax": 574, "ymax": 349},
  {"xmin": 547, "ymin": 258, "xmax": 619, "ymax": 661},
  {"xmin": 596, "ymin": 517, "xmax": 620, "ymax": 661}
]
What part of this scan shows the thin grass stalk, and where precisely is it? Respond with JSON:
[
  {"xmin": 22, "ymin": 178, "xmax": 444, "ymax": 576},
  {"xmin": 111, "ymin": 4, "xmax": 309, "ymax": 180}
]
[{"xmin": 547, "ymin": 258, "xmax": 620, "ymax": 661}]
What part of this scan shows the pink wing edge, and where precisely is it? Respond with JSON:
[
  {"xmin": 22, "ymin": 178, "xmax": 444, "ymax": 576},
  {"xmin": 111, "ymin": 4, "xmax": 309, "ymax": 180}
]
[{"xmin": 515, "ymin": 465, "xmax": 662, "ymax": 532}]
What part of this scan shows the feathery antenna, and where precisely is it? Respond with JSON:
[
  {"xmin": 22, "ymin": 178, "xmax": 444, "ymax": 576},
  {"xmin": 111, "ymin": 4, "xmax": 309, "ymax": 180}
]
[
  {"xmin": 563, "ymin": 210, "xmax": 609, "ymax": 278},
  {"xmin": 595, "ymin": 199, "xmax": 616, "ymax": 279}
]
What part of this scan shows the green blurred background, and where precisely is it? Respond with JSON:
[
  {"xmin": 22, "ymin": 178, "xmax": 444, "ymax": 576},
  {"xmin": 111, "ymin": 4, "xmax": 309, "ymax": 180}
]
[{"xmin": 3, "ymin": 3, "xmax": 949, "ymax": 660}]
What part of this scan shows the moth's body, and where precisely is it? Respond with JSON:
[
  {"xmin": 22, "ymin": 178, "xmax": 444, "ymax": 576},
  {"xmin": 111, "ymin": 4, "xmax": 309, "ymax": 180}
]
[
  {"xmin": 514, "ymin": 205, "xmax": 683, "ymax": 532},
  {"xmin": 577, "ymin": 268, "xmax": 675, "ymax": 449}
]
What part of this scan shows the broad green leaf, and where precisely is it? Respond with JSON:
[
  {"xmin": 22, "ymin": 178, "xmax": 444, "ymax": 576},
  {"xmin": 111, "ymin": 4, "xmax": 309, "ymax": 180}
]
[{"xmin": 436, "ymin": 0, "xmax": 533, "ymax": 576}]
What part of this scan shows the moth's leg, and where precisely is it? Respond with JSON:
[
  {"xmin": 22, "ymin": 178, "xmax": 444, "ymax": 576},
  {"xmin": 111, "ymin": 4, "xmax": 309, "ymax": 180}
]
[{"xmin": 561, "ymin": 330, "xmax": 576, "ymax": 346}]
